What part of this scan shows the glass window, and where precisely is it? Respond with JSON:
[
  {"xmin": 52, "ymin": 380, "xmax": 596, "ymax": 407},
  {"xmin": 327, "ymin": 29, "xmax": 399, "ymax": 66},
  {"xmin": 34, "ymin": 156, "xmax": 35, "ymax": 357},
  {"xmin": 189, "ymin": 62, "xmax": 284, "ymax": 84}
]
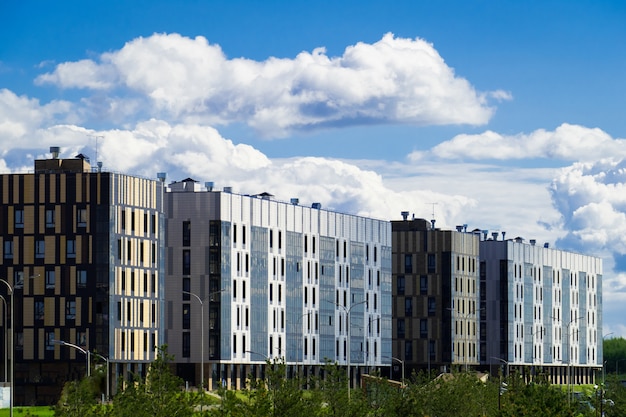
[
  {"xmin": 420, "ymin": 319, "xmax": 428, "ymax": 338},
  {"xmin": 397, "ymin": 318, "xmax": 405, "ymax": 339},
  {"xmin": 14, "ymin": 271, "xmax": 24, "ymax": 289},
  {"xmin": 182, "ymin": 277, "xmax": 190, "ymax": 300},
  {"xmin": 405, "ymin": 340, "xmax": 413, "ymax": 361},
  {"xmin": 15, "ymin": 209, "xmax": 24, "ymax": 228},
  {"xmin": 420, "ymin": 275, "xmax": 428, "ymax": 295},
  {"xmin": 182, "ymin": 304, "xmax": 190, "ymax": 329},
  {"xmin": 66, "ymin": 300, "xmax": 76, "ymax": 319},
  {"xmin": 397, "ymin": 275, "xmax": 405, "ymax": 295},
  {"xmin": 404, "ymin": 254, "xmax": 412, "ymax": 274},
  {"xmin": 35, "ymin": 301, "xmax": 44, "ymax": 320},
  {"xmin": 36, "ymin": 240, "xmax": 45, "ymax": 258},
  {"xmin": 45, "ymin": 270, "xmax": 55, "ymax": 289},
  {"xmin": 428, "ymin": 254, "xmax": 436, "ymax": 273},
  {"xmin": 46, "ymin": 209, "xmax": 55, "ymax": 228},
  {"xmin": 183, "ymin": 250, "xmax": 191, "ymax": 275},
  {"xmin": 77, "ymin": 208, "xmax": 87, "ymax": 227},
  {"xmin": 428, "ymin": 297, "xmax": 437, "ymax": 316},
  {"xmin": 182, "ymin": 332, "xmax": 190, "ymax": 358},
  {"xmin": 405, "ymin": 298, "xmax": 413, "ymax": 316},
  {"xmin": 46, "ymin": 332, "xmax": 55, "ymax": 351},
  {"xmin": 182, "ymin": 220, "xmax": 191, "ymax": 247},
  {"xmin": 4, "ymin": 241, "xmax": 13, "ymax": 259},
  {"xmin": 67, "ymin": 240, "xmax": 76, "ymax": 258}
]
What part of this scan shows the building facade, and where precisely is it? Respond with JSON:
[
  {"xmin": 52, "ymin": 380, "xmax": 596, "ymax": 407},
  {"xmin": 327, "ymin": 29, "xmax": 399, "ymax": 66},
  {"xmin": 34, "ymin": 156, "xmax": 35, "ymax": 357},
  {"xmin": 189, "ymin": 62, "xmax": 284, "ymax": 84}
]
[
  {"xmin": 164, "ymin": 179, "xmax": 392, "ymax": 389},
  {"xmin": 480, "ymin": 235, "xmax": 602, "ymax": 384},
  {"xmin": 391, "ymin": 216, "xmax": 481, "ymax": 377},
  {"xmin": 0, "ymin": 150, "xmax": 165, "ymax": 404}
]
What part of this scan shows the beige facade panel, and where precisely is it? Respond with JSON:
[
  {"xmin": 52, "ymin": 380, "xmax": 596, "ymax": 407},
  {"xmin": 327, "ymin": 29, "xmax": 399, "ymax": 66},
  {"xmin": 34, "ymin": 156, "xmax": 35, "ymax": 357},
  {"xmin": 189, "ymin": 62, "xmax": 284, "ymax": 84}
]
[{"xmin": 23, "ymin": 329, "xmax": 35, "ymax": 360}]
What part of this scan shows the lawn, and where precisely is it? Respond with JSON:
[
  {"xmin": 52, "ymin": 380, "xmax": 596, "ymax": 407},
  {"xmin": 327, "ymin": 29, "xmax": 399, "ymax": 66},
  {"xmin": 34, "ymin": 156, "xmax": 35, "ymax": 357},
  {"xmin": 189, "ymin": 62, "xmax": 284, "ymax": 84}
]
[{"xmin": 0, "ymin": 407, "xmax": 55, "ymax": 417}]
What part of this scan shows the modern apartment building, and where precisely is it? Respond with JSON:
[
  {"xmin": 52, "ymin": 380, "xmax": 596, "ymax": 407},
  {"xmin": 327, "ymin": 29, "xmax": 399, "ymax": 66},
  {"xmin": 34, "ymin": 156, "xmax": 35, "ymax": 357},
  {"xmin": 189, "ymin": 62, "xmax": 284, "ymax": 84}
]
[
  {"xmin": 164, "ymin": 178, "xmax": 392, "ymax": 389},
  {"xmin": 391, "ymin": 215, "xmax": 481, "ymax": 377},
  {"xmin": 480, "ymin": 235, "xmax": 602, "ymax": 384},
  {"xmin": 0, "ymin": 149, "xmax": 165, "ymax": 405}
]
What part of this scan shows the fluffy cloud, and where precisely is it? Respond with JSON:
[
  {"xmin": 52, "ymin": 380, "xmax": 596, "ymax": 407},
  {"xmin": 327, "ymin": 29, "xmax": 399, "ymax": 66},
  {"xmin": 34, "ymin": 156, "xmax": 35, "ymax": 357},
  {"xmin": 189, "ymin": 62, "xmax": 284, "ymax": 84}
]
[
  {"xmin": 410, "ymin": 123, "xmax": 626, "ymax": 162},
  {"xmin": 0, "ymin": 89, "xmax": 72, "ymax": 146},
  {"xmin": 550, "ymin": 159, "xmax": 626, "ymax": 254},
  {"xmin": 35, "ymin": 33, "xmax": 504, "ymax": 137}
]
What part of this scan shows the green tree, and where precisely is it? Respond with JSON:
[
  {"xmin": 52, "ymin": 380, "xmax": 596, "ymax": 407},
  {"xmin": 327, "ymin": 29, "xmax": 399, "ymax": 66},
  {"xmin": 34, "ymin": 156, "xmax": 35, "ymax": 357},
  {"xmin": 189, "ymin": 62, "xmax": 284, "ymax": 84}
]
[
  {"xmin": 498, "ymin": 374, "xmax": 584, "ymax": 417},
  {"xmin": 604, "ymin": 337, "xmax": 626, "ymax": 375},
  {"xmin": 110, "ymin": 345, "xmax": 198, "ymax": 417},
  {"xmin": 602, "ymin": 374, "xmax": 626, "ymax": 417},
  {"xmin": 55, "ymin": 377, "xmax": 103, "ymax": 417}
]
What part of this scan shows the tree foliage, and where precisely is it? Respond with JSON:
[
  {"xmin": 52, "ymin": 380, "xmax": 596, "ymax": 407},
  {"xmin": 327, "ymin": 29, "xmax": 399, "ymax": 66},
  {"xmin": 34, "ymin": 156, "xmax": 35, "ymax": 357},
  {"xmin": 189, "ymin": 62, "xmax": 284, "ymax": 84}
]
[
  {"xmin": 52, "ymin": 348, "xmax": 626, "ymax": 417},
  {"xmin": 604, "ymin": 337, "xmax": 626, "ymax": 375},
  {"xmin": 110, "ymin": 345, "xmax": 198, "ymax": 417}
]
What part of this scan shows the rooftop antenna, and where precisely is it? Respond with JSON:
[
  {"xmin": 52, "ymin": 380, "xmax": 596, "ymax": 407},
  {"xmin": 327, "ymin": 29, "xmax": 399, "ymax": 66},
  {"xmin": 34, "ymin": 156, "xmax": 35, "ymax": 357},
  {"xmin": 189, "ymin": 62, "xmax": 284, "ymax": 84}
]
[
  {"xmin": 428, "ymin": 202, "xmax": 438, "ymax": 229},
  {"xmin": 90, "ymin": 135, "xmax": 104, "ymax": 166}
]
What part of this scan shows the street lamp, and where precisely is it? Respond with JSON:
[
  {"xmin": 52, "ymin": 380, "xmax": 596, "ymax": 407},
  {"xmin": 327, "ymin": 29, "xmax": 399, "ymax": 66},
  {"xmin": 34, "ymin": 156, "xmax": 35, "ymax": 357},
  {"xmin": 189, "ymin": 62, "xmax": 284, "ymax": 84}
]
[
  {"xmin": 327, "ymin": 298, "xmax": 367, "ymax": 401},
  {"xmin": 183, "ymin": 288, "xmax": 224, "ymax": 391},
  {"xmin": 491, "ymin": 357, "xmax": 510, "ymax": 410},
  {"xmin": 384, "ymin": 356, "xmax": 405, "ymax": 388},
  {"xmin": 91, "ymin": 352, "xmax": 110, "ymax": 401},
  {"xmin": 54, "ymin": 340, "xmax": 90, "ymax": 377},
  {"xmin": 565, "ymin": 315, "xmax": 585, "ymax": 403},
  {"xmin": 616, "ymin": 358, "xmax": 626, "ymax": 376},
  {"xmin": 448, "ymin": 307, "xmax": 483, "ymax": 371},
  {"xmin": 602, "ymin": 333, "xmax": 613, "ymax": 384},
  {"xmin": 0, "ymin": 279, "xmax": 13, "ymax": 417},
  {"xmin": 0, "ymin": 295, "xmax": 7, "ymax": 383}
]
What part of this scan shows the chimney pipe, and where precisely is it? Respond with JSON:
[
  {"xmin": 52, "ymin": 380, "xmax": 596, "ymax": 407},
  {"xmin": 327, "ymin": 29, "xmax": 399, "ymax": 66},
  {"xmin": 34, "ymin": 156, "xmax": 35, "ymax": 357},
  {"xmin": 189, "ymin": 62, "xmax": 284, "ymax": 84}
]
[{"xmin": 401, "ymin": 211, "xmax": 409, "ymax": 221}]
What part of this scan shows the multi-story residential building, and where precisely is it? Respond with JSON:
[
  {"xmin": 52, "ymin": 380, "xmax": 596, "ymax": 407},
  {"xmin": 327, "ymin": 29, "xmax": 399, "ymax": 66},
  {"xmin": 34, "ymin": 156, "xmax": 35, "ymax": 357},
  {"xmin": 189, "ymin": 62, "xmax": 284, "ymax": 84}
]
[
  {"xmin": 391, "ymin": 215, "xmax": 481, "ymax": 377},
  {"xmin": 164, "ymin": 178, "xmax": 392, "ymax": 390},
  {"xmin": 481, "ymin": 234, "xmax": 602, "ymax": 384},
  {"xmin": 0, "ymin": 148, "xmax": 165, "ymax": 405}
]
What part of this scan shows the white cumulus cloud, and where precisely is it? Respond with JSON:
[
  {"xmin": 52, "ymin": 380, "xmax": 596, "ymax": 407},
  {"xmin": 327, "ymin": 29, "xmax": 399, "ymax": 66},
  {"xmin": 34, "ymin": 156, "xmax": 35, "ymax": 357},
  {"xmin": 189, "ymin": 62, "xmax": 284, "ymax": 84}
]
[
  {"xmin": 35, "ymin": 33, "xmax": 502, "ymax": 137},
  {"xmin": 410, "ymin": 123, "xmax": 626, "ymax": 162}
]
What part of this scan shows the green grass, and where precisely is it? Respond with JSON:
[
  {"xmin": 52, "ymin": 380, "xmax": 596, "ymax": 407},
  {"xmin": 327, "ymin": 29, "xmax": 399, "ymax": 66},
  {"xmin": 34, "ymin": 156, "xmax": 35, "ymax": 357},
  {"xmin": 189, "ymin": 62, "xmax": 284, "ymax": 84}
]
[{"xmin": 0, "ymin": 407, "xmax": 55, "ymax": 417}]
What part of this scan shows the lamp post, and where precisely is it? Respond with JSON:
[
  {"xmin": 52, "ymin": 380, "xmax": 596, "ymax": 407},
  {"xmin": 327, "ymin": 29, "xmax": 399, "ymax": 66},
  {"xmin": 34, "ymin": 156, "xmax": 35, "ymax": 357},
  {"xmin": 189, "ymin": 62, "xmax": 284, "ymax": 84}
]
[
  {"xmin": 296, "ymin": 312, "xmax": 311, "ymax": 377},
  {"xmin": 91, "ymin": 352, "xmax": 110, "ymax": 401},
  {"xmin": 602, "ymin": 333, "xmax": 613, "ymax": 384},
  {"xmin": 491, "ymin": 357, "xmax": 510, "ymax": 410},
  {"xmin": 616, "ymin": 358, "xmax": 626, "ymax": 377},
  {"xmin": 327, "ymin": 298, "xmax": 367, "ymax": 401},
  {"xmin": 54, "ymin": 340, "xmax": 90, "ymax": 377},
  {"xmin": 0, "ymin": 279, "xmax": 13, "ymax": 417},
  {"xmin": 384, "ymin": 356, "xmax": 405, "ymax": 388},
  {"xmin": 565, "ymin": 315, "xmax": 585, "ymax": 403},
  {"xmin": 0, "ymin": 295, "xmax": 6, "ymax": 384},
  {"xmin": 448, "ymin": 307, "xmax": 483, "ymax": 371},
  {"xmin": 183, "ymin": 288, "xmax": 224, "ymax": 391}
]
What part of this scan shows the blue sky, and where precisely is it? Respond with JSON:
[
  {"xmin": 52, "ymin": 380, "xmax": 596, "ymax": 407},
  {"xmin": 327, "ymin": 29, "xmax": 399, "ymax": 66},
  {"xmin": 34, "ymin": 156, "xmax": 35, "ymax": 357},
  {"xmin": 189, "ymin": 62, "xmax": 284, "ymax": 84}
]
[{"xmin": 1, "ymin": 0, "xmax": 626, "ymax": 336}]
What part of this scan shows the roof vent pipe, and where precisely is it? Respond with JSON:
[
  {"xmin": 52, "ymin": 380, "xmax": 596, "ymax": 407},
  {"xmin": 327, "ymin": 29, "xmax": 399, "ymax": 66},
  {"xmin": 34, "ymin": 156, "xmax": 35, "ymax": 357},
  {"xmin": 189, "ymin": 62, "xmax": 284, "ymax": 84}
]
[
  {"xmin": 502, "ymin": 231, "xmax": 506, "ymax": 241},
  {"xmin": 544, "ymin": 242, "xmax": 550, "ymax": 248},
  {"xmin": 492, "ymin": 232, "xmax": 499, "ymax": 240},
  {"xmin": 456, "ymin": 225, "xmax": 463, "ymax": 232},
  {"xmin": 463, "ymin": 224, "xmax": 468, "ymax": 232},
  {"xmin": 430, "ymin": 219, "xmax": 436, "ymax": 229},
  {"xmin": 50, "ymin": 146, "xmax": 60, "ymax": 159},
  {"xmin": 482, "ymin": 230, "xmax": 489, "ymax": 241},
  {"xmin": 205, "ymin": 181, "xmax": 214, "ymax": 191},
  {"xmin": 290, "ymin": 198, "xmax": 299, "ymax": 205},
  {"xmin": 530, "ymin": 239, "xmax": 536, "ymax": 246},
  {"xmin": 401, "ymin": 211, "xmax": 409, "ymax": 221}
]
